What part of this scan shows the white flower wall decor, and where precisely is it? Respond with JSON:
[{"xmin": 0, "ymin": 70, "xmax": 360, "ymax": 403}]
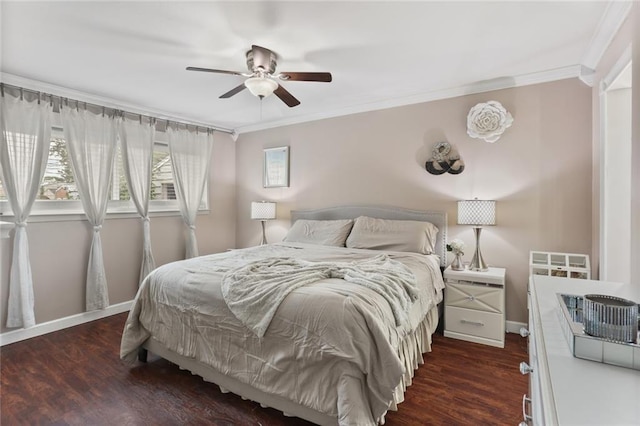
[{"xmin": 466, "ymin": 101, "xmax": 514, "ymax": 143}]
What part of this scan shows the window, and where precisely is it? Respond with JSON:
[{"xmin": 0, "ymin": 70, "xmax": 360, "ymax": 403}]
[
  {"xmin": 151, "ymin": 149, "xmax": 176, "ymax": 201},
  {"xmin": 161, "ymin": 183, "xmax": 176, "ymax": 200},
  {"xmin": 0, "ymin": 132, "xmax": 73, "ymax": 202},
  {"xmin": 110, "ymin": 144, "xmax": 131, "ymax": 203},
  {"xmin": 42, "ymin": 135, "xmax": 78, "ymax": 201},
  {"xmin": 0, "ymin": 128, "xmax": 209, "ymax": 216}
]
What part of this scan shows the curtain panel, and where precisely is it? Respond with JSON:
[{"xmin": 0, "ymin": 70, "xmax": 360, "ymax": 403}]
[
  {"xmin": 0, "ymin": 93, "xmax": 52, "ymax": 328},
  {"xmin": 61, "ymin": 106, "xmax": 117, "ymax": 311},
  {"xmin": 119, "ymin": 115, "xmax": 156, "ymax": 285},
  {"xmin": 167, "ymin": 124, "xmax": 214, "ymax": 258}
]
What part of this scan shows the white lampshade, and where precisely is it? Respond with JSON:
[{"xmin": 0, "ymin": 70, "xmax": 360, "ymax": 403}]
[
  {"xmin": 251, "ymin": 201, "xmax": 276, "ymax": 220},
  {"xmin": 244, "ymin": 77, "xmax": 278, "ymax": 98},
  {"xmin": 457, "ymin": 199, "xmax": 496, "ymax": 226}
]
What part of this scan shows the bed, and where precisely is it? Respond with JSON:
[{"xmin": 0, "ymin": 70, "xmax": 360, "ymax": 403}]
[{"xmin": 120, "ymin": 205, "xmax": 447, "ymax": 425}]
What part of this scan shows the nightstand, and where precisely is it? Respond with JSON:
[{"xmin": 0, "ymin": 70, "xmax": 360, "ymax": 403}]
[{"xmin": 443, "ymin": 266, "xmax": 506, "ymax": 348}]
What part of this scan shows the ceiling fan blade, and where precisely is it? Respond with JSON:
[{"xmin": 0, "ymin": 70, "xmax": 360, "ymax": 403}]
[
  {"xmin": 273, "ymin": 84, "xmax": 300, "ymax": 108},
  {"xmin": 186, "ymin": 66, "xmax": 242, "ymax": 76},
  {"xmin": 251, "ymin": 45, "xmax": 274, "ymax": 70},
  {"xmin": 279, "ymin": 72, "xmax": 332, "ymax": 82},
  {"xmin": 219, "ymin": 83, "xmax": 247, "ymax": 99}
]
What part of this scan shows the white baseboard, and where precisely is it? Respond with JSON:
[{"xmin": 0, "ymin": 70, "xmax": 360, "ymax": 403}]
[
  {"xmin": 0, "ymin": 300, "xmax": 133, "ymax": 346},
  {"xmin": 506, "ymin": 320, "xmax": 527, "ymax": 335}
]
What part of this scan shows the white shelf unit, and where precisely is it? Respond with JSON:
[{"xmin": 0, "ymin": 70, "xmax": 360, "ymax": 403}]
[{"xmin": 529, "ymin": 251, "xmax": 590, "ymax": 280}]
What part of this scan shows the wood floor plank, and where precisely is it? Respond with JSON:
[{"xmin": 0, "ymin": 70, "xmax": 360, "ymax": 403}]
[{"xmin": 1, "ymin": 313, "xmax": 528, "ymax": 425}]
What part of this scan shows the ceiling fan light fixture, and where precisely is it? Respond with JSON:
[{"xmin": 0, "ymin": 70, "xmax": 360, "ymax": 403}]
[
  {"xmin": 187, "ymin": 45, "xmax": 330, "ymax": 107},
  {"xmin": 244, "ymin": 77, "xmax": 278, "ymax": 98}
]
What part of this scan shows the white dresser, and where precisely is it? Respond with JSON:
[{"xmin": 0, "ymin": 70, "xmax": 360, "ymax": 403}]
[{"xmin": 523, "ymin": 275, "xmax": 640, "ymax": 425}]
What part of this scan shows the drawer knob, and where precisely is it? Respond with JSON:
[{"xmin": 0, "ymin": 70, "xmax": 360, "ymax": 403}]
[
  {"xmin": 520, "ymin": 327, "xmax": 530, "ymax": 337},
  {"xmin": 519, "ymin": 361, "xmax": 533, "ymax": 375}
]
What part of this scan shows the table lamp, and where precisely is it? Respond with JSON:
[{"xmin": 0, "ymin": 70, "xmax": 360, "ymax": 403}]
[
  {"xmin": 457, "ymin": 199, "xmax": 496, "ymax": 271},
  {"xmin": 251, "ymin": 201, "xmax": 277, "ymax": 245}
]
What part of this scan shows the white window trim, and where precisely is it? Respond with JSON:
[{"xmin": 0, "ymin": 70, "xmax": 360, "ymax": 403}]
[
  {"xmin": 0, "ymin": 206, "xmax": 210, "ymax": 224},
  {"xmin": 0, "ymin": 198, "xmax": 210, "ymax": 222}
]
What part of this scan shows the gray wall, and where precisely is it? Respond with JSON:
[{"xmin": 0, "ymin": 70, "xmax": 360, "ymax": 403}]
[{"xmin": 235, "ymin": 79, "xmax": 593, "ymax": 324}]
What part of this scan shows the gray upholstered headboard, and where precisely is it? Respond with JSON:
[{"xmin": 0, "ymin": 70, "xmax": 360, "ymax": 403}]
[{"xmin": 290, "ymin": 205, "xmax": 448, "ymax": 267}]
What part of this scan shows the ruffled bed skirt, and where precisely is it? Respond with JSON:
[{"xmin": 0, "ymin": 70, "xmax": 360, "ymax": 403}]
[
  {"xmin": 131, "ymin": 301, "xmax": 440, "ymax": 426},
  {"xmin": 378, "ymin": 307, "xmax": 439, "ymax": 424}
]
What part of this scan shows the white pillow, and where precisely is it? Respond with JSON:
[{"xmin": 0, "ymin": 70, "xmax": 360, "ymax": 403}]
[
  {"xmin": 345, "ymin": 216, "xmax": 439, "ymax": 254},
  {"xmin": 283, "ymin": 219, "xmax": 354, "ymax": 247}
]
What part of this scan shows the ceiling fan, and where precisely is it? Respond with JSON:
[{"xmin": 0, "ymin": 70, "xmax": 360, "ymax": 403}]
[{"xmin": 186, "ymin": 45, "xmax": 332, "ymax": 107}]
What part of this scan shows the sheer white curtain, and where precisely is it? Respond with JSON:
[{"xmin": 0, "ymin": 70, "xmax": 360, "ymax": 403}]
[
  {"xmin": 119, "ymin": 115, "xmax": 156, "ymax": 285},
  {"xmin": 0, "ymin": 92, "xmax": 52, "ymax": 328},
  {"xmin": 167, "ymin": 124, "xmax": 213, "ymax": 258},
  {"xmin": 61, "ymin": 105, "xmax": 117, "ymax": 311}
]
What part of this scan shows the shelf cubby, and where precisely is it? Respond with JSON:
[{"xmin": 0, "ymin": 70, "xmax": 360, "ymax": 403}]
[{"xmin": 529, "ymin": 251, "xmax": 590, "ymax": 280}]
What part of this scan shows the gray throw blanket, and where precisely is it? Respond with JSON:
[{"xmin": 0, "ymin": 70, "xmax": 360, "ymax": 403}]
[{"xmin": 221, "ymin": 254, "xmax": 419, "ymax": 337}]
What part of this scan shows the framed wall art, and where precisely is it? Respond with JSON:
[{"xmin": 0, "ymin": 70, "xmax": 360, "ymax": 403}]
[{"xmin": 263, "ymin": 146, "xmax": 289, "ymax": 188}]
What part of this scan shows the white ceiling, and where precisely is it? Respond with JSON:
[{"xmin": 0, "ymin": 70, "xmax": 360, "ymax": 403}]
[{"xmin": 0, "ymin": 1, "xmax": 630, "ymax": 135}]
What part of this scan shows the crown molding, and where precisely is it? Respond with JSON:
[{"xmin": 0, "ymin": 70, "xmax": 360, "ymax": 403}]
[
  {"xmin": 600, "ymin": 44, "xmax": 632, "ymax": 92},
  {"xmin": 236, "ymin": 0, "xmax": 632, "ymax": 136},
  {"xmin": 0, "ymin": 61, "xmax": 588, "ymax": 139},
  {"xmin": 236, "ymin": 65, "xmax": 582, "ymax": 135},
  {"xmin": 579, "ymin": 65, "xmax": 596, "ymax": 87},
  {"xmin": 580, "ymin": 1, "xmax": 633, "ymax": 70},
  {"xmin": 0, "ymin": 72, "xmax": 235, "ymax": 135}
]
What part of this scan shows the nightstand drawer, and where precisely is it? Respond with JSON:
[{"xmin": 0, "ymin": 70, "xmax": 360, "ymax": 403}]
[
  {"xmin": 445, "ymin": 306, "xmax": 504, "ymax": 341},
  {"xmin": 446, "ymin": 282, "xmax": 504, "ymax": 313}
]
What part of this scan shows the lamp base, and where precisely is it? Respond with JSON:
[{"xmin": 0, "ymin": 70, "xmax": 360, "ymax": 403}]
[
  {"xmin": 259, "ymin": 220, "xmax": 268, "ymax": 245},
  {"xmin": 469, "ymin": 227, "xmax": 488, "ymax": 272}
]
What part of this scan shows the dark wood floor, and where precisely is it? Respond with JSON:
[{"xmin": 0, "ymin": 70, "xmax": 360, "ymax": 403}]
[{"xmin": 1, "ymin": 313, "xmax": 528, "ymax": 425}]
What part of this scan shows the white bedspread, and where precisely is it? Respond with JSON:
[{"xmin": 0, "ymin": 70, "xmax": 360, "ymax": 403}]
[
  {"xmin": 222, "ymin": 254, "xmax": 419, "ymax": 337},
  {"xmin": 120, "ymin": 242, "xmax": 444, "ymax": 426}
]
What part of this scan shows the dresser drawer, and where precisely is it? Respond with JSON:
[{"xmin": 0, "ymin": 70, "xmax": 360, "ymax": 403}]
[
  {"xmin": 445, "ymin": 306, "xmax": 504, "ymax": 341},
  {"xmin": 446, "ymin": 282, "xmax": 504, "ymax": 314}
]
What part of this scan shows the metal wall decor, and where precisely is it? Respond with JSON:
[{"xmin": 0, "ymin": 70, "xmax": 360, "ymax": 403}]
[{"xmin": 425, "ymin": 141, "xmax": 465, "ymax": 175}]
